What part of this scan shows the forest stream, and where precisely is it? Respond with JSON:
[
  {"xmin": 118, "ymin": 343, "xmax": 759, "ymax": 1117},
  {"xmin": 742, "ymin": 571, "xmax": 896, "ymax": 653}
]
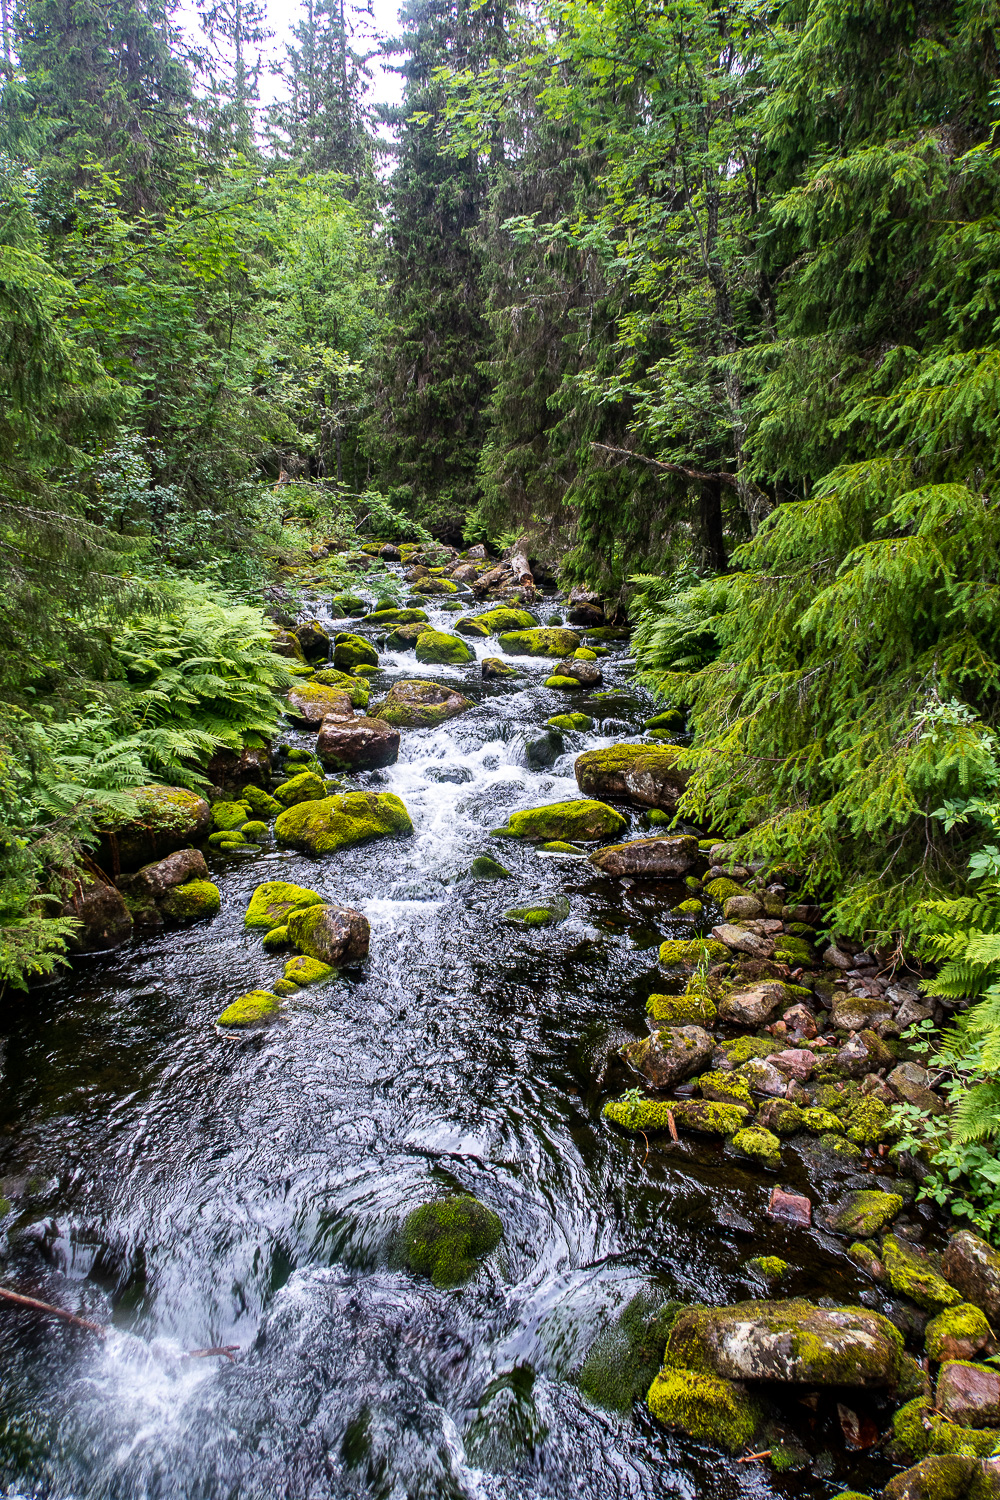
[{"xmin": 0, "ymin": 575, "xmax": 919, "ymax": 1500}]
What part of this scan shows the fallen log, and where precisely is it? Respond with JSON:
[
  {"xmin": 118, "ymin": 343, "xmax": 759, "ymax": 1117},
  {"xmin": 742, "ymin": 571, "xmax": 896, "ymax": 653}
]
[{"xmin": 506, "ymin": 544, "xmax": 534, "ymax": 587}]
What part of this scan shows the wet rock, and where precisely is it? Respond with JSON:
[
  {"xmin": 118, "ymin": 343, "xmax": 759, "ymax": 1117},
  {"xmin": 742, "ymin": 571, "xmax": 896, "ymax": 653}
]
[
  {"xmin": 646, "ymin": 1366, "xmax": 760, "ymax": 1453},
  {"xmin": 62, "ymin": 875, "xmax": 133, "ymax": 951},
  {"xmin": 723, "ymin": 894, "xmax": 764, "ymax": 920},
  {"xmin": 333, "ymin": 632, "xmax": 379, "ymax": 672},
  {"xmin": 316, "ymin": 715, "xmax": 399, "ymax": 772},
  {"xmin": 769, "ymin": 1048, "xmax": 815, "ymax": 1081},
  {"xmin": 713, "ymin": 1036, "xmax": 779, "ymax": 1070},
  {"xmin": 410, "ymin": 577, "xmax": 459, "ymax": 596},
  {"xmin": 884, "ymin": 1454, "xmax": 981, "ymax": 1500},
  {"xmin": 731, "ymin": 1127, "xmax": 781, "ymax": 1169},
  {"xmin": 823, "ymin": 1190, "xmax": 904, "ymax": 1238},
  {"xmin": 270, "ymin": 628, "xmax": 306, "ymax": 661},
  {"xmin": 942, "ymin": 1232, "xmax": 1000, "ymax": 1322},
  {"xmin": 665, "ymin": 1298, "xmax": 903, "ymax": 1387},
  {"xmin": 577, "ymin": 1290, "xmax": 677, "ymax": 1415},
  {"xmin": 244, "ymin": 880, "xmax": 324, "ymax": 931},
  {"xmin": 504, "ymin": 897, "xmax": 570, "ymax": 928},
  {"xmin": 286, "ymin": 902, "xmax": 370, "ymax": 966},
  {"xmin": 379, "ymin": 542, "xmax": 401, "ymax": 560},
  {"xmin": 274, "ymin": 770, "xmax": 327, "ymax": 806},
  {"xmin": 310, "ymin": 676, "xmax": 370, "ymax": 716},
  {"xmin": 471, "ymin": 855, "xmax": 510, "ymax": 879},
  {"xmin": 365, "ymin": 608, "xmax": 428, "ymax": 628},
  {"xmin": 96, "ymin": 784, "xmax": 211, "ymax": 874},
  {"xmin": 574, "ymin": 743, "xmax": 689, "ymax": 811},
  {"xmin": 275, "ymin": 791, "xmax": 414, "ymax": 855},
  {"xmin": 552, "ymin": 656, "xmax": 602, "ymax": 687},
  {"xmin": 937, "ymin": 1362, "xmax": 1000, "ymax": 1427},
  {"xmin": 926, "ymin": 1305, "xmax": 994, "ymax": 1364},
  {"xmin": 696, "ymin": 1069, "xmax": 753, "ymax": 1107},
  {"xmin": 117, "ymin": 846, "xmax": 209, "ymax": 900},
  {"xmin": 403, "ymin": 1197, "xmax": 503, "ymax": 1287},
  {"xmin": 482, "ymin": 657, "xmax": 520, "ymax": 679},
  {"xmin": 414, "ymin": 629, "xmax": 474, "ymax": 665},
  {"xmin": 782, "ymin": 1002, "xmax": 819, "ymax": 1039},
  {"xmin": 660, "ymin": 937, "xmax": 729, "ymax": 968},
  {"xmin": 589, "ymin": 834, "xmax": 698, "ymax": 878},
  {"xmin": 620, "ymin": 1025, "xmax": 714, "ymax": 1088},
  {"xmin": 522, "ymin": 729, "xmax": 564, "ymax": 769},
  {"xmin": 737, "ymin": 1056, "xmax": 788, "ymax": 1096},
  {"xmin": 647, "ymin": 991, "xmax": 717, "ymax": 1026},
  {"xmin": 888, "ymin": 1062, "xmax": 946, "ymax": 1114},
  {"xmin": 286, "ymin": 682, "xmax": 355, "ymax": 726},
  {"xmin": 476, "ymin": 607, "xmax": 536, "ymax": 633},
  {"xmin": 386, "ymin": 622, "xmax": 426, "ymax": 648},
  {"xmin": 717, "ymin": 982, "xmax": 789, "ymax": 1027},
  {"xmin": 767, "ymin": 1187, "xmax": 812, "ymax": 1226},
  {"xmin": 294, "ymin": 620, "xmax": 331, "ymax": 660},
  {"xmin": 548, "ymin": 712, "xmax": 593, "ymax": 731},
  {"xmin": 883, "ymin": 1235, "xmax": 964, "ymax": 1312},
  {"xmin": 666, "ymin": 1099, "xmax": 750, "ymax": 1135},
  {"xmin": 329, "ymin": 592, "xmax": 368, "ymax": 617},
  {"xmin": 376, "ymin": 679, "xmax": 473, "ymax": 726},
  {"xmin": 216, "ymin": 989, "xmax": 282, "ymax": 1029},
  {"xmin": 494, "ymin": 799, "xmax": 628, "ymax": 843},
  {"xmin": 205, "ymin": 741, "xmax": 272, "ymax": 795},
  {"xmin": 499, "ymin": 627, "xmax": 581, "ymax": 657},
  {"xmin": 454, "ymin": 616, "xmax": 489, "ymax": 638},
  {"xmin": 711, "ymin": 923, "xmax": 774, "ymax": 958}
]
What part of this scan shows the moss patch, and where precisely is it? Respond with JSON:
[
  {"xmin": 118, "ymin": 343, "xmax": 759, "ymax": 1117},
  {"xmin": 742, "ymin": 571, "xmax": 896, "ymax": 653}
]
[
  {"xmin": 471, "ymin": 854, "xmax": 511, "ymax": 879},
  {"xmin": 714, "ymin": 1036, "xmax": 776, "ymax": 1068},
  {"xmin": 495, "ymin": 799, "xmax": 627, "ymax": 843},
  {"xmin": 275, "ymin": 791, "xmax": 413, "ymax": 855},
  {"xmin": 547, "ymin": 713, "xmax": 594, "ymax": 731},
  {"xmin": 274, "ymin": 770, "xmax": 327, "ymax": 807},
  {"xmin": 242, "ymin": 785, "xmax": 283, "ymax": 819},
  {"xmin": 882, "ymin": 1235, "xmax": 964, "ymax": 1312},
  {"xmin": 925, "ymin": 1304, "xmax": 994, "ymax": 1364},
  {"xmin": 646, "ymin": 991, "xmax": 717, "ymax": 1026},
  {"xmin": 499, "ymin": 627, "xmax": 582, "ymax": 657},
  {"xmin": 403, "ymin": 1197, "xmax": 503, "ymax": 1287},
  {"xmin": 673, "ymin": 898, "xmax": 703, "ymax": 917},
  {"xmin": 666, "ymin": 1099, "xmax": 752, "ymax": 1135},
  {"xmin": 160, "ymin": 879, "xmax": 220, "ymax": 922},
  {"xmin": 731, "ymin": 1127, "xmax": 781, "ymax": 1169},
  {"xmin": 415, "ymin": 629, "xmax": 474, "ymax": 665},
  {"xmin": 646, "ymin": 1366, "xmax": 759, "ymax": 1453},
  {"xmin": 262, "ymin": 924, "xmax": 291, "ymax": 951},
  {"xmin": 658, "ymin": 937, "xmax": 728, "ymax": 968},
  {"xmin": 332, "ymin": 632, "xmax": 379, "ymax": 671},
  {"xmin": 211, "ymin": 800, "xmax": 251, "ymax": 831},
  {"xmin": 310, "ymin": 668, "xmax": 370, "ymax": 708},
  {"xmin": 477, "ymin": 607, "xmax": 537, "ymax": 633},
  {"xmin": 244, "ymin": 880, "xmax": 324, "ymax": 931},
  {"xmin": 577, "ymin": 1292, "xmax": 680, "ymax": 1413},
  {"xmin": 696, "ymin": 1070, "xmax": 754, "ymax": 1109},
  {"xmin": 283, "ymin": 954, "xmax": 335, "ymax": 986},
  {"xmin": 216, "ymin": 989, "xmax": 282, "ymax": 1028},
  {"xmin": 828, "ymin": 1190, "xmax": 903, "ymax": 1238},
  {"xmin": 704, "ymin": 877, "xmax": 747, "ymax": 902},
  {"xmin": 890, "ymin": 1397, "xmax": 1000, "ymax": 1463}
]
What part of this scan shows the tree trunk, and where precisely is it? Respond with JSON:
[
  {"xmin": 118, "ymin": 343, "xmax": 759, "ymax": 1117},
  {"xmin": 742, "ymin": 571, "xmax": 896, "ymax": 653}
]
[{"xmin": 699, "ymin": 478, "xmax": 727, "ymax": 572}]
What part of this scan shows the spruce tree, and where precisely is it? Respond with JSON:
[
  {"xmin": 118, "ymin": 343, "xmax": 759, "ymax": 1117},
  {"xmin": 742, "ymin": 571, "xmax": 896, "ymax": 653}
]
[{"xmin": 269, "ymin": 0, "xmax": 375, "ymax": 184}]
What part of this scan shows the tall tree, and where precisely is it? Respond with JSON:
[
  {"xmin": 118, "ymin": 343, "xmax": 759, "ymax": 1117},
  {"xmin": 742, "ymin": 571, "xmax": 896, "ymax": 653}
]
[
  {"xmin": 194, "ymin": 0, "xmax": 270, "ymax": 156},
  {"xmin": 268, "ymin": 0, "xmax": 376, "ymax": 184}
]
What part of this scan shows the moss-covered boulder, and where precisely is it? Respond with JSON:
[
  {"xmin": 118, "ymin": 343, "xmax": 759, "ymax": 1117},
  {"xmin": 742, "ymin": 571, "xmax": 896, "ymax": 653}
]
[
  {"xmin": 545, "ymin": 673, "xmax": 583, "ymax": 690},
  {"xmin": 890, "ymin": 1396, "xmax": 1000, "ymax": 1464},
  {"xmin": 271, "ymin": 628, "xmax": 306, "ymax": 662},
  {"xmin": 667, "ymin": 1100, "xmax": 752, "ymax": 1135},
  {"xmin": 97, "ymin": 784, "xmax": 212, "ymax": 874},
  {"xmin": 574, "ymin": 743, "xmax": 689, "ymax": 812},
  {"xmin": 471, "ymin": 854, "xmax": 511, "ymax": 879},
  {"xmin": 410, "ymin": 576, "xmax": 459, "ymax": 595},
  {"xmin": 310, "ymin": 668, "xmax": 370, "ymax": 708},
  {"xmin": 386, "ymin": 623, "xmax": 426, "ymax": 649},
  {"xmin": 885, "ymin": 1237, "xmax": 965, "ymax": 1314},
  {"xmin": 160, "ymin": 879, "xmax": 220, "ymax": 922},
  {"xmin": 283, "ymin": 953, "xmax": 335, "ymax": 986},
  {"xmin": 365, "ymin": 608, "xmax": 429, "ymax": 627},
  {"xmin": 493, "ymin": 799, "xmax": 627, "ymax": 843},
  {"xmin": 646, "ymin": 1366, "xmax": 760, "ymax": 1453},
  {"xmin": 329, "ymin": 592, "xmax": 368, "ymax": 617},
  {"xmin": 286, "ymin": 682, "xmax": 356, "ymax": 726},
  {"xmin": 658, "ymin": 937, "xmax": 728, "ymax": 968},
  {"xmin": 376, "ymin": 679, "xmax": 473, "ymax": 727},
  {"xmin": 244, "ymin": 880, "xmax": 325, "ymax": 931},
  {"xmin": 414, "ymin": 629, "xmax": 474, "ymax": 665},
  {"xmin": 286, "ymin": 902, "xmax": 370, "ymax": 965},
  {"xmin": 454, "ymin": 617, "xmax": 490, "ymax": 638},
  {"xmin": 646, "ymin": 991, "xmax": 717, "ymax": 1026},
  {"xmin": 731, "ymin": 1127, "xmax": 782, "ymax": 1169},
  {"xmin": 942, "ymin": 1232, "xmax": 1000, "ymax": 1324},
  {"xmin": 926, "ymin": 1305, "xmax": 994, "ymax": 1364},
  {"xmin": 262, "ymin": 924, "xmax": 291, "ymax": 951},
  {"xmin": 577, "ymin": 1291, "xmax": 679, "ymax": 1413},
  {"xmin": 275, "ymin": 790, "xmax": 413, "ymax": 855},
  {"xmin": 621, "ymin": 1025, "xmax": 714, "ymax": 1089},
  {"xmin": 477, "ymin": 607, "xmax": 537, "ymax": 633},
  {"xmin": 482, "ymin": 657, "xmax": 520, "ymax": 680},
  {"xmin": 333, "ymin": 633, "xmax": 379, "ymax": 672},
  {"xmin": 211, "ymin": 800, "xmax": 250, "ymax": 831},
  {"xmin": 825, "ymin": 1190, "xmax": 903, "ymax": 1238},
  {"xmin": 241, "ymin": 784, "xmax": 282, "ymax": 819},
  {"xmin": 504, "ymin": 897, "xmax": 570, "ymax": 928},
  {"xmin": 216, "ymin": 990, "xmax": 282, "ymax": 1028},
  {"xmin": 499, "ymin": 628, "xmax": 581, "ymax": 657},
  {"xmin": 403, "ymin": 1197, "xmax": 503, "ymax": 1287},
  {"xmin": 547, "ymin": 712, "xmax": 594, "ymax": 732},
  {"xmin": 274, "ymin": 770, "xmax": 328, "ymax": 806},
  {"xmin": 884, "ymin": 1454, "xmax": 981, "ymax": 1500},
  {"xmin": 665, "ymin": 1298, "xmax": 903, "ymax": 1387}
]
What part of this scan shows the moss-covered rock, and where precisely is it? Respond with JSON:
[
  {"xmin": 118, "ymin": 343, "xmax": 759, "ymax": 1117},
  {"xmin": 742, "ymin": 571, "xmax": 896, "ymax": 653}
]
[
  {"xmin": 244, "ymin": 880, "xmax": 325, "ymax": 931},
  {"xmin": 540, "ymin": 840, "xmax": 581, "ymax": 853},
  {"xmin": 712, "ymin": 1036, "xmax": 777, "ymax": 1069},
  {"xmin": 890, "ymin": 1396, "xmax": 1000, "ymax": 1463},
  {"xmin": 477, "ymin": 607, "xmax": 537, "ymax": 633},
  {"xmin": 310, "ymin": 668, "xmax": 370, "ymax": 708},
  {"xmin": 504, "ymin": 897, "xmax": 570, "ymax": 928},
  {"xmin": 329, "ymin": 592, "xmax": 368, "ymax": 617},
  {"xmin": 645, "ymin": 710, "xmax": 684, "ymax": 731},
  {"xmin": 664, "ymin": 1099, "xmax": 752, "ymax": 1135},
  {"xmin": 646, "ymin": 991, "xmax": 717, "ymax": 1026},
  {"xmin": 704, "ymin": 876, "xmax": 747, "ymax": 902},
  {"xmin": 471, "ymin": 854, "xmax": 511, "ymax": 879},
  {"xmin": 160, "ymin": 879, "xmax": 220, "ymax": 922},
  {"xmin": 802, "ymin": 1107, "xmax": 845, "ymax": 1134},
  {"xmin": 403, "ymin": 1197, "xmax": 503, "ymax": 1287},
  {"xmin": 365, "ymin": 608, "xmax": 429, "ymax": 627},
  {"xmin": 673, "ymin": 898, "xmax": 703, "ymax": 916},
  {"xmin": 414, "ymin": 629, "xmax": 474, "ymax": 665},
  {"xmin": 925, "ymin": 1304, "xmax": 994, "ymax": 1364},
  {"xmin": 883, "ymin": 1235, "xmax": 965, "ymax": 1312},
  {"xmin": 454, "ymin": 617, "xmax": 490, "ymax": 638},
  {"xmin": 216, "ymin": 989, "xmax": 282, "ymax": 1028},
  {"xmin": 646, "ymin": 1366, "xmax": 760, "ymax": 1453},
  {"xmin": 884, "ymin": 1454, "xmax": 981, "ymax": 1500},
  {"xmin": 658, "ymin": 937, "xmax": 728, "ymax": 968},
  {"xmin": 747, "ymin": 1256, "xmax": 789, "ymax": 1288},
  {"xmin": 262, "ymin": 924, "xmax": 291, "ymax": 951},
  {"xmin": 275, "ymin": 791, "xmax": 414, "ymax": 855},
  {"xmin": 732, "ymin": 1127, "xmax": 781, "ymax": 1169},
  {"xmin": 577, "ymin": 1290, "xmax": 679, "ymax": 1413},
  {"xmin": 209, "ymin": 829, "xmax": 244, "ymax": 847},
  {"xmin": 842, "ymin": 1094, "xmax": 895, "ymax": 1145},
  {"xmin": 621, "ymin": 1025, "xmax": 714, "ymax": 1089},
  {"xmin": 274, "ymin": 770, "xmax": 328, "ymax": 807},
  {"xmin": 547, "ymin": 712, "xmax": 594, "ymax": 731},
  {"xmin": 696, "ymin": 1070, "xmax": 754, "ymax": 1109},
  {"xmin": 240, "ymin": 819, "xmax": 269, "ymax": 842},
  {"xmin": 603, "ymin": 1097, "xmax": 682, "ymax": 1133},
  {"xmin": 211, "ymin": 800, "xmax": 251, "ymax": 831},
  {"xmin": 827, "ymin": 1190, "xmax": 903, "ymax": 1238},
  {"xmin": 410, "ymin": 576, "xmax": 459, "ymax": 595},
  {"xmin": 544, "ymin": 674, "xmax": 583, "ymax": 689},
  {"xmin": 282, "ymin": 954, "xmax": 335, "ymax": 986},
  {"xmin": 286, "ymin": 681, "xmax": 356, "ymax": 726},
  {"xmin": 494, "ymin": 799, "xmax": 628, "ymax": 843},
  {"xmin": 574, "ymin": 743, "xmax": 689, "ymax": 812},
  {"xmin": 242, "ymin": 784, "xmax": 283, "ymax": 819},
  {"xmin": 333, "ymin": 633, "xmax": 379, "ymax": 672},
  {"xmin": 376, "ymin": 679, "xmax": 473, "ymax": 727},
  {"xmin": 499, "ymin": 628, "xmax": 582, "ymax": 657}
]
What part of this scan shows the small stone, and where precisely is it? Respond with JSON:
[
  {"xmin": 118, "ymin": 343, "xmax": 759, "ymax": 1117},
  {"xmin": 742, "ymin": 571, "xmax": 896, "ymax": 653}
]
[
  {"xmin": 737, "ymin": 1057, "xmax": 788, "ymax": 1095},
  {"xmin": 824, "ymin": 944, "xmax": 855, "ymax": 970},
  {"xmin": 717, "ymin": 982, "xmax": 789, "ymax": 1027},
  {"xmin": 216, "ymin": 990, "xmax": 282, "ymax": 1028},
  {"xmin": 723, "ymin": 894, "xmax": 764, "ymax": 920},
  {"xmin": 769, "ymin": 1048, "xmax": 815, "ymax": 1081},
  {"xmin": 889, "ymin": 1062, "xmax": 947, "ymax": 1115},
  {"xmin": 925, "ymin": 1304, "xmax": 994, "ymax": 1364},
  {"xmin": 471, "ymin": 855, "xmax": 510, "ymax": 879},
  {"xmin": 711, "ymin": 923, "xmax": 774, "ymax": 958},
  {"xmin": 768, "ymin": 1188, "xmax": 811, "ymax": 1226},
  {"xmin": 783, "ymin": 1002, "xmax": 818, "ymax": 1039},
  {"xmin": 936, "ymin": 1361, "xmax": 1000, "ymax": 1427},
  {"xmin": 283, "ymin": 954, "xmax": 335, "ymax": 986},
  {"xmin": 504, "ymin": 898, "xmax": 570, "ymax": 928},
  {"xmin": 896, "ymin": 995, "xmax": 935, "ymax": 1027}
]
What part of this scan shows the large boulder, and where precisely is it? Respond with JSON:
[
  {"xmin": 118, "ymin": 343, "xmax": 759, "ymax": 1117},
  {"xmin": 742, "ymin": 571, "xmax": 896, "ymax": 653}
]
[
  {"xmin": 62, "ymin": 875, "xmax": 133, "ymax": 951},
  {"xmin": 244, "ymin": 880, "xmax": 325, "ymax": 931},
  {"xmin": 499, "ymin": 628, "xmax": 581, "ymax": 657},
  {"xmin": 286, "ymin": 902, "xmax": 370, "ymax": 966},
  {"xmin": 414, "ymin": 629, "xmax": 474, "ymax": 665},
  {"xmin": 884, "ymin": 1455, "xmax": 983, "ymax": 1500},
  {"xmin": 333, "ymin": 633, "xmax": 379, "ymax": 672},
  {"xmin": 476, "ymin": 607, "xmax": 536, "ymax": 633},
  {"xmin": 589, "ymin": 834, "xmax": 698, "ymax": 877},
  {"xmin": 96, "ymin": 784, "xmax": 211, "ymax": 874},
  {"xmin": 621, "ymin": 1025, "xmax": 713, "ymax": 1089},
  {"xmin": 942, "ymin": 1233, "xmax": 1000, "ymax": 1322},
  {"xmin": 286, "ymin": 682, "xmax": 355, "ymax": 726},
  {"xmin": 493, "ymin": 799, "xmax": 628, "ymax": 843},
  {"xmin": 365, "ymin": 608, "xmax": 428, "ymax": 628},
  {"xmin": 274, "ymin": 791, "xmax": 414, "ymax": 855},
  {"xmin": 316, "ymin": 715, "xmax": 400, "ymax": 771},
  {"xmin": 574, "ymin": 744, "xmax": 689, "ymax": 811},
  {"xmin": 665, "ymin": 1299, "xmax": 903, "ymax": 1387},
  {"xmin": 375, "ymin": 679, "xmax": 473, "ymax": 727}
]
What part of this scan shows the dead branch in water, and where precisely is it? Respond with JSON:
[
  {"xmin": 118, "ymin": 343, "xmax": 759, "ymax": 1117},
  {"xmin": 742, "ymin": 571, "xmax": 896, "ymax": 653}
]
[{"xmin": 0, "ymin": 1284, "xmax": 106, "ymax": 1336}]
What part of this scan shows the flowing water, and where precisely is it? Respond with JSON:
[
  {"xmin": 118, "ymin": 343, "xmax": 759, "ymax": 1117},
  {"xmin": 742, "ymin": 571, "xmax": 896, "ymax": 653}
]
[{"xmin": 0, "ymin": 579, "xmax": 899, "ymax": 1499}]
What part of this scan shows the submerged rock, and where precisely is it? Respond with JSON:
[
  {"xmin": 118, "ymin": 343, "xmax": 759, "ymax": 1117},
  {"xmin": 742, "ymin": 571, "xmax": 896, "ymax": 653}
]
[
  {"xmin": 504, "ymin": 897, "xmax": 570, "ymax": 928},
  {"xmin": 494, "ymin": 799, "xmax": 627, "ymax": 843},
  {"xmin": 275, "ymin": 791, "xmax": 414, "ymax": 855},
  {"xmin": 589, "ymin": 834, "xmax": 698, "ymax": 877},
  {"xmin": 244, "ymin": 880, "xmax": 325, "ymax": 931},
  {"xmin": 577, "ymin": 1290, "xmax": 677, "ymax": 1414},
  {"xmin": 403, "ymin": 1197, "xmax": 503, "ymax": 1287},
  {"xmin": 286, "ymin": 902, "xmax": 370, "ymax": 966},
  {"xmin": 522, "ymin": 729, "xmax": 564, "ymax": 769},
  {"xmin": 315, "ymin": 715, "xmax": 400, "ymax": 772},
  {"xmin": 574, "ymin": 744, "xmax": 689, "ymax": 811},
  {"xmin": 471, "ymin": 854, "xmax": 511, "ymax": 879},
  {"xmin": 621, "ymin": 1025, "xmax": 714, "ymax": 1089},
  {"xmin": 376, "ymin": 679, "xmax": 473, "ymax": 726},
  {"xmin": 499, "ymin": 628, "xmax": 581, "ymax": 657},
  {"xmin": 216, "ymin": 989, "xmax": 282, "ymax": 1028}
]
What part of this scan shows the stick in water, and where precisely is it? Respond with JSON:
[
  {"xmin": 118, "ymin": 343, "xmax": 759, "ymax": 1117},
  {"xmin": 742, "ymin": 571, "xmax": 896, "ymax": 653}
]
[
  {"xmin": 185, "ymin": 1346, "xmax": 240, "ymax": 1362},
  {"xmin": 0, "ymin": 1285, "xmax": 105, "ymax": 1336}
]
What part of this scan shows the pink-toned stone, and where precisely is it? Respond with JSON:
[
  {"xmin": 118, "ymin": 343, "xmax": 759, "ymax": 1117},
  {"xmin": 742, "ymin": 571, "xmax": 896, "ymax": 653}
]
[
  {"xmin": 767, "ymin": 1187, "xmax": 811, "ymax": 1227},
  {"xmin": 936, "ymin": 1361, "xmax": 1000, "ymax": 1427}
]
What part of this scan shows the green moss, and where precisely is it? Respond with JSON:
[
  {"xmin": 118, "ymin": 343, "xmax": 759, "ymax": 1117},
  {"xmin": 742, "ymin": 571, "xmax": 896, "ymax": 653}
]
[
  {"xmin": 471, "ymin": 854, "xmax": 511, "ymax": 878},
  {"xmin": 354, "ymin": 664, "xmax": 380, "ymax": 678},
  {"xmin": 414, "ymin": 629, "xmax": 474, "ymax": 665},
  {"xmin": 747, "ymin": 1256, "xmax": 788, "ymax": 1286},
  {"xmin": 217, "ymin": 838, "xmax": 252, "ymax": 853},
  {"xmin": 332, "ymin": 633, "xmax": 379, "ymax": 671},
  {"xmin": 540, "ymin": 840, "xmax": 581, "ymax": 852},
  {"xmin": 673, "ymin": 899, "xmax": 703, "ymax": 916},
  {"xmin": 646, "ymin": 991, "xmax": 717, "ymax": 1026},
  {"xmin": 454, "ymin": 617, "xmax": 490, "ymax": 638},
  {"xmin": 646, "ymin": 1366, "xmax": 759, "ymax": 1453},
  {"xmin": 704, "ymin": 877, "xmax": 747, "ymax": 902},
  {"xmin": 375, "ymin": 679, "xmax": 473, "ymax": 726},
  {"xmin": 211, "ymin": 800, "xmax": 251, "ymax": 831},
  {"xmin": 603, "ymin": 1097, "xmax": 680, "ymax": 1133},
  {"xmin": 216, "ymin": 989, "xmax": 282, "ymax": 1028},
  {"xmin": 882, "ymin": 1235, "xmax": 964, "ymax": 1312},
  {"xmin": 731, "ymin": 1127, "xmax": 782, "ymax": 1169},
  {"xmin": 577, "ymin": 1291, "xmax": 680, "ymax": 1413},
  {"xmin": 261, "ymin": 924, "xmax": 291, "ymax": 951},
  {"xmin": 209, "ymin": 829, "xmax": 245, "ymax": 847},
  {"xmin": 160, "ymin": 879, "xmax": 220, "ymax": 922},
  {"xmin": 696, "ymin": 1070, "xmax": 754, "ymax": 1108},
  {"xmin": 403, "ymin": 1197, "xmax": 503, "ymax": 1287},
  {"xmin": 244, "ymin": 880, "xmax": 324, "ymax": 931},
  {"xmin": 310, "ymin": 668, "xmax": 370, "ymax": 708},
  {"xmin": 274, "ymin": 791, "xmax": 414, "ymax": 855},
  {"xmin": 242, "ymin": 785, "xmax": 283, "ymax": 819},
  {"xmin": 667, "ymin": 1100, "xmax": 752, "ymax": 1135},
  {"xmin": 651, "ymin": 810, "xmax": 675, "ymax": 828},
  {"xmin": 773, "ymin": 935, "xmax": 815, "ymax": 965},
  {"xmin": 891, "ymin": 1397, "xmax": 1000, "ymax": 1464},
  {"xmin": 274, "ymin": 770, "xmax": 327, "ymax": 807},
  {"xmin": 496, "ymin": 799, "xmax": 627, "ymax": 843},
  {"xmin": 285, "ymin": 746, "xmax": 313, "ymax": 763},
  {"xmin": 365, "ymin": 608, "xmax": 429, "ymax": 627},
  {"xmin": 505, "ymin": 899, "xmax": 570, "ymax": 928},
  {"xmin": 241, "ymin": 820, "xmax": 269, "ymax": 841},
  {"xmin": 272, "ymin": 978, "xmax": 299, "ymax": 995},
  {"xmin": 843, "ymin": 1095, "xmax": 895, "ymax": 1145},
  {"xmin": 645, "ymin": 710, "xmax": 684, "ymax": 730},
  {"xmin": 848, "ymin": 1241, "xmax": 885, "ymax": 1278},
  {"xmin": 714, "ymin": 1036, "xmax": 776, "ymax": 1067},
  {"xmin": 410, "ymin": 576, "xmax": 458, "ymax": 595},
  {"xmin": 829, "ymin": 1191, "xmax": 904, "ymax": 1237},
  {"xmin": 547, "ymin": 712, "xmax": 594, "ymax": 731},
  {"xmin": 801, "ymin": 1108, "xmax": 844, "ymax": 1134},
  {"xmin": 925, "ymin": 1304, "xmax": 993, "ymax": 1362},
  {"xmin": 477, "ymin": 607, "xmax": 537, "ymax": 633},
  {"xmin": 283, "ymin": 954, "xmax": 335, "ymax": 986},
  {"xmin": 658, "ymin": 937, "xmax": 728, "ymax": 968},
  {"xmin": 499, "ymin": 627, "xmax": 582, "ymax": 658},
  {"xmin": 574, "ymin": 646, "xmax": 598, "ymax": 660}
]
